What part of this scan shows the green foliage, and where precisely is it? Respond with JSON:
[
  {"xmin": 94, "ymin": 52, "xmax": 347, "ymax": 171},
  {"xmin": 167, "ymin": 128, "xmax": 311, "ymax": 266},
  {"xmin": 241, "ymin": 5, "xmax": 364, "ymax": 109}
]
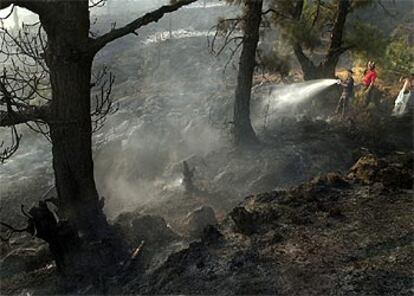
[
  {"xmin": 282, "ymin": 20, "xmax": 321, "ymax": 51},
  {"xmin": 346, "ymin": 21, "xmax": 389, "ymax": 61},
  {"xmin": 216, "ymin": 0, "xmax": 412, "ymax": 82},
  {"xmin": 270, "ymin": 0, "xmax": 336, "ymax": 50},
  {"xmin": 383, "ymin": 29, "xmax": 414, "ymax": 78},
  {"xmin": 257, "ymin": 48, "xmax": 290, "ymax": 77},
  {"xmin": 350, "ymin": 0, "xmax": 375, "ymax": 10},
  {"xmin": 349, "ymin": 23, "xmax": 413, "ymax": 81}
]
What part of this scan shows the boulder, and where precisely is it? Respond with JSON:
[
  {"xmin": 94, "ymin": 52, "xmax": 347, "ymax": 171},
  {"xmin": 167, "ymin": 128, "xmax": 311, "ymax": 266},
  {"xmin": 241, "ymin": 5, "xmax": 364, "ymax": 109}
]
[
  {"xmin": 348, "ymin": 154, "xmax": 386, "ymax": 184},
  {"xmin": 229, "ymin": 206, "xmax": 256, "ymax": 235},
  {"xmin": 201, "ymin": 225, "xmax": 223, "ymax": 245},
  {"xmin": 184, "ymin": 206, "xmax": 218, "ymax": 238},
  {"xmin": 348, "ymin": 153, "xmax": 413, "ymax": 189},
  {"xmin": 310, "ymin": 172, "xmax": 349, "ymax": 188},
  {"xmin": 0, "ymin": 243, "xmax": 51, "ymax": 278},
  {"xmin": 114, "ymin": 212, "xmax": 180, "ymax": 247}
]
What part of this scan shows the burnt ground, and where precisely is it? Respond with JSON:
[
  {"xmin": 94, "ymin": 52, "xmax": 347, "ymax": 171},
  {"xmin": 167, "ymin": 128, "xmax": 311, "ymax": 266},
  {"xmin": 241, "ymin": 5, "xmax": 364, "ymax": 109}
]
[
  {"xmin": 1, "ymin": 133, "xmax": 412, "ymax": 295},
  {"xmin": 121, "ymin": 152, "xmax": 413, "ymax": 296},
  {"xmin": 0, "ymin": 26, "xmax": 413, "ymax": 295},
  {"xmin": 0, "ymin": 3, "xmax": 413, "ymax": 294}
]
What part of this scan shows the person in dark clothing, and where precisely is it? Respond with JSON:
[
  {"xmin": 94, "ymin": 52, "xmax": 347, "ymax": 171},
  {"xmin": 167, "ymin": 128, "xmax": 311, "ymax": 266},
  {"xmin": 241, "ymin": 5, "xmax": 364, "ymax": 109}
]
[{"xmin": 335, "ymin": 69, "xmax": 354, "ymax": 119}]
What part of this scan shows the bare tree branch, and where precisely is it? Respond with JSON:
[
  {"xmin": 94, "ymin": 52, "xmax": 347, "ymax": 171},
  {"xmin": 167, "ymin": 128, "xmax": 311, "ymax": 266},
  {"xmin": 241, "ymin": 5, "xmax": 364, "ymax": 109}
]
[
  {"xmin": 376, "ymin": 0, "xmax": 397, "ymax": 18},
  {"xmin": 0, "ymin": 124, "xmax": 20, "ymax": 162},
  {"xmin": 208, "ymin": 17, "xmax": 242, "ymax": 56},
  {"xmin": 0, "ymin": 3, "xmax": 14, "ymax": 20},
  {"xmin": 0, "ymin": 105, "xmax": 47, "ymax": 127},
  {"xmin": 89, "ymin": 0, "xmax": 106, "ymax": 9},
  {"xmin": 90, "ymin": 68, "xmax": 118, "ymax": 132},
  {"xmin": 311, "ymin": 0, "xmax": 321, "ymax": 27},
  {"xmin": 89, "ymin": 0, "xmax": 197, "ymax": 54}
]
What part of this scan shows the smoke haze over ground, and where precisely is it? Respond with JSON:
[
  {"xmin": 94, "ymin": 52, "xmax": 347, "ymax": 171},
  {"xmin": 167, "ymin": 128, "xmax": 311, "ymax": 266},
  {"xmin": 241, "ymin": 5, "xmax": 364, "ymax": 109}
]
[
  {"xmin": 0, "ymin": 1, "xmax": 362, "ymax": 224},
  {"xmin": 0, "ymin": 2, "xmax": 413, "ymax": 295},
  {"xmin": 1, "ymin": 0, "xmax": 239, "ymax": 220}
]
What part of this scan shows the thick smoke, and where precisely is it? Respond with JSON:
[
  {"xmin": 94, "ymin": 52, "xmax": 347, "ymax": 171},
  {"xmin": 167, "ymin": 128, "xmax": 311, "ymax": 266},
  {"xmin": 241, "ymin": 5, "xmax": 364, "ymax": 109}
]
[
  {"xmin": 90, "ymin": 0, "xmax": 238, "ymax": 217},
  {"xmin": 0, "ymin": 0, "xmax": 236, "ymax": 218}
]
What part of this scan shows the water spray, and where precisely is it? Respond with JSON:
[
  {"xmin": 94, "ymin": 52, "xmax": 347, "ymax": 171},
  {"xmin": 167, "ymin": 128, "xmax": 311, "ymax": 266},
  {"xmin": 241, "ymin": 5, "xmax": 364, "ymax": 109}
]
[
  {"xmin": 253, "ymin": 79, "xmax": 339, "ymax": 126},
  {"xmin": 266, "ymin": 79, "xmax": 338, "ymax": 110}
]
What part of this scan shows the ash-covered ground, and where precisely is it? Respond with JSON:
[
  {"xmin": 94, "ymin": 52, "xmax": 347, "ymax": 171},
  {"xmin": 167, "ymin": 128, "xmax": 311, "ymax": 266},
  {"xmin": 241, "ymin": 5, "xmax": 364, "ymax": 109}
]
[{"xmin": 0, "ymin": 1, "xmax": 413, "ymax": 295}]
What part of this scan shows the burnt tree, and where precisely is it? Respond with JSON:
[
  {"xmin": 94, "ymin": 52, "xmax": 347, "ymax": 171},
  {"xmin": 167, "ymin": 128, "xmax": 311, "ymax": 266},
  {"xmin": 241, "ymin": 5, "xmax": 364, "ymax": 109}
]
[
  {"xmin": 0, "ymin": 0, "xmax": 196, "ymax": 283},
  {"xmin": 211, "ymin": 0, "xmax": 266, "ymax": 146},
  {"xmin": 233, "ymin": 0, "xmax": 263, "ymax": 146}
]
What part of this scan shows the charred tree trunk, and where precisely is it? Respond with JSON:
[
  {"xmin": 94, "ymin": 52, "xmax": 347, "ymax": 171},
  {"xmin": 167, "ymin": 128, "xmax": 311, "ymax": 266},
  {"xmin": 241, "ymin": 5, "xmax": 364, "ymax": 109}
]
[
  {"xmin": 322, "ymin": 0, "xmax": 351, "ymax": 75},
  {"xmin": 0, "ymin": 0, "xmax": 197, "ymax": 286},
  {"xmin": 293, "ymin": 0, "xmax": 351, "ymax": 80},
  {"xmin": 233, "ymin": 0, "xmax": 263, "ymax": 146},
  {"xmin": 43, "ymin": 2, "xmax": 104, "ymax": 240},
  {"xmin": 293, "ymin": 44, "xmax": 319, "ymax": 80},
  {"xmin": 38, "ymin": 1, "xmax": 123, "ymax": 281}
]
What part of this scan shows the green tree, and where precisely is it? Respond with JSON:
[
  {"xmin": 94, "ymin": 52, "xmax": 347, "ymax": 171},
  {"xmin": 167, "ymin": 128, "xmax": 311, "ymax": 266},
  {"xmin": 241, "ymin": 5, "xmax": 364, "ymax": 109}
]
[
  {"xmin": 383, "ymin": 27, "xmax": 414, "ymax": 79},
  {"xmin": 269, "ymin": 0, "xmax": 396, "ymax": 80}
]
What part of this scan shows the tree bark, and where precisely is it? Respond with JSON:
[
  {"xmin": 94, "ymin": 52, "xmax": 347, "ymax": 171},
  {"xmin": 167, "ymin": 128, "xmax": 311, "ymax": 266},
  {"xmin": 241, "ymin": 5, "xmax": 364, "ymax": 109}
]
[
  {"xmin": 41, "ymin": 1, "xmax": 105, "ymax": 240},
  {"xmin": 324, "ymin": 0, "xmax": 350, "ymax": 71},
  {"xmin": 233, "ymin": 0, "xmax": 263, "ymax": 146},
  {"xmin": 0, "ymin": 0, "xmax": 197, "ymax": 284},
  {"xmin": 37, "ymin": 2, "xmax": 123, "ymax": 281}
]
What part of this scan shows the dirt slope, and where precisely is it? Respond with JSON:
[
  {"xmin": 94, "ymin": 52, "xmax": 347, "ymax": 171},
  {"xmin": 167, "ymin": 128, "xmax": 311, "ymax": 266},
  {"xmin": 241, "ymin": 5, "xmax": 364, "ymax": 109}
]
[{"xmin": 122, "ymin": 152, "xmax": 413, "ymax": 296}]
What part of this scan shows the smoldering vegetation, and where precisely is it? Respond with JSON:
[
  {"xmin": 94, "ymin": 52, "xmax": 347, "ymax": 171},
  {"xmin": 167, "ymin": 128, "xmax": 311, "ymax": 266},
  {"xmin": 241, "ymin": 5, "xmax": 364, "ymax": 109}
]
[
  {"xmin": 0, "ymin": 1, "xmax": 413, "ymax": 295},
  {"xmin": 0, "ymin": 1, "xmax": 364, "ymax": 227},
  {"xmin": 86, "ymin": 2, "xmax": 358, "ymax": 223}
]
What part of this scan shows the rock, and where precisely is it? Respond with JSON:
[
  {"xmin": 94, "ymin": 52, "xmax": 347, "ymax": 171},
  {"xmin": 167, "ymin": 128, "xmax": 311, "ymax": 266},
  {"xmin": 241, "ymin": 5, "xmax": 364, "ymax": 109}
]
[
  {"xmin": 376, "ymin": 165, "xmax": 412, "ymax": 189},
  {"xmin": 229, "ymin": 206, "xmax": 256, "ymax": 235},
  {"xmin": 289, "ymin": 212, "xmax": 313, "ymax": 225},
  {"xmin": 307, "ymin": 172, "xmax": 348, "ymax": 193},
  {"xmin": 201, "ymin": 225, "xmax": 223, "ymax": 245},
  {"xmin": 0, "ymin": 244, "xmax": 51, "ymax": 278},
  {"xmin": 271, "ymin": 232, "xmax": 284, "ymax": 244},
  {"xmin": 184, "ymin": 206, "xmax": 218, "ymax": 238},
  {"xmin": 328, "ymin": 207, "xmax": 344, "ymax": 219},
  {"xmin": 348, "ymin": 153, "xmax": 413, "ymax": 189},
  {"xmin": 121, "ymin": 152, "xmax": 413, "ymax": 296},
  {"xmin": 0, "ymin": 242, "xmax": 10, "ymax": 257},
  {"xmin": 114, "ymin": 213, "xmax": 180, "ymax": 247},
  {"xmin": 228, "ymin": 250, "xmax": 258, "ymax": 271},
  {"xmin": 348, "ymin": 154, "xmax": 387, "ymax": 184},
  {"xmin": 325, "ymin": 172, "xmax": 349, "ymax": 187}
]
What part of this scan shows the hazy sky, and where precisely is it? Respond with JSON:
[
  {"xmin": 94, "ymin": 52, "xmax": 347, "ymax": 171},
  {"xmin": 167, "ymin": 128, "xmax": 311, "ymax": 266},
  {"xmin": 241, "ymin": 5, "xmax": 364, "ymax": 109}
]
[
  {"xmin": 0, "ymin": 6, "xmax": 38, "ymax": 28},
  {"xmin": 0, "ymin": 0, "xmax": 171, "ymax": 28}
]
